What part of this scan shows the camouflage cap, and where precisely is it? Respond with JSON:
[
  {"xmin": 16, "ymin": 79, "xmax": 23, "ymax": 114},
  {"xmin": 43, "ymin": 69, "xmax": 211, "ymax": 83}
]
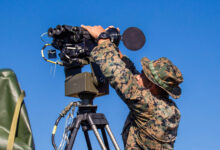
[{"xmin": 141, "ymin": 57, "xmax": 183, "ymax": 99}]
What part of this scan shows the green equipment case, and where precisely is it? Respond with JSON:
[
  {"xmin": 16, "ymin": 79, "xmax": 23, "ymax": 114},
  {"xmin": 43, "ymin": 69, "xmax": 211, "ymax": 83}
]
[{"xmin": 0, "ymin": 69, "xmax": 35, "ymax": 150}]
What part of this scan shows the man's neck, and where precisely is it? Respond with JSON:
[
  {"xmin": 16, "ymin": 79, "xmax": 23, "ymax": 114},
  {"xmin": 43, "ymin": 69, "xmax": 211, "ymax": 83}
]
[{"xmin": 136, "ymin": 74, "xmax": 168, "ymax": 98}]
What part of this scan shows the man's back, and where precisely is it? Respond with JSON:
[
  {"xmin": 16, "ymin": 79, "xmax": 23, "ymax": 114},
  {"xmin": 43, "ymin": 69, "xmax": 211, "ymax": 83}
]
[{"xmin": 91, "ymin": 41, "xmax": 181, "ymax": 149}]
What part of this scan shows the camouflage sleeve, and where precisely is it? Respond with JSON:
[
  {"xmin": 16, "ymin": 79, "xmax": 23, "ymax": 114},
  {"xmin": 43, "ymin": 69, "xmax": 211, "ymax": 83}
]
[
  {"xmin": 112, "ymin": 44, "xmax": 139, "ymax": 75},
  {"xmin": 91, "ymin": 41, "xmax": 141, "ymax": 104},
  {"xmin": 121, "ymin": 55, "xmax": 140, "ymax": 75}
]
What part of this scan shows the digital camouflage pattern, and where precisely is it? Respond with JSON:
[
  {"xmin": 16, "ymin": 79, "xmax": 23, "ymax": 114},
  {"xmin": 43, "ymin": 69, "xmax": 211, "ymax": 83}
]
[
  {"xmin": 91, "ymin": 41, "xmax": 181, "ymax": 150},
  {"xmin": 141, "ymin": 57, "xmax": 183, "ymax": 99}
]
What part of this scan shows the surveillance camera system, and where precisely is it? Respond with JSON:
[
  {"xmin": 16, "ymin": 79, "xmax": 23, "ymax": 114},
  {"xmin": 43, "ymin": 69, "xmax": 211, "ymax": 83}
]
[{"xmin": 41, "ymin": 25, "xmax": 146, "ymax": 150}]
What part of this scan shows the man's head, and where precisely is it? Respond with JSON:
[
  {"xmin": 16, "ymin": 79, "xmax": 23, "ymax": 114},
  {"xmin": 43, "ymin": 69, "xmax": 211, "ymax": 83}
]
[
  {"xmin": 139, "ymin": 57, "xmax": 183, "ymax": 99},
  {"xmin": 136, "ymin": 71, "xmax": 168, "ymax": 96}
]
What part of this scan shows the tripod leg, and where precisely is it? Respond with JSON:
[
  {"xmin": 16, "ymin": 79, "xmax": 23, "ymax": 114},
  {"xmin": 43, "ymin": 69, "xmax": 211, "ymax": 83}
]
[
  {"xmin": 88, "ymin": 114, "xmax": 107, "ymax": 150},
  {"xmin": 105, "ymin": 125, "xmax": 120, "ymax": 150},
  {"xmin": 83, "ymin": 130, "xmax": 92, "ymax": 150},
  {"xmin": 101, "ymin": 128, "xmax": 110, "ymax": 150},
  {"xmin": 65, "ymin": 115, "xmax": 83, "ymax": 150}
]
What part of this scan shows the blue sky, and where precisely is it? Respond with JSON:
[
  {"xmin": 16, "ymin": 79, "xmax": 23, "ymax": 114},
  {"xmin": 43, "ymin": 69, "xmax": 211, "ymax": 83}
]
[{"xmin": 0, "ymin": 0, "xmax": 220, "ymax": 149}]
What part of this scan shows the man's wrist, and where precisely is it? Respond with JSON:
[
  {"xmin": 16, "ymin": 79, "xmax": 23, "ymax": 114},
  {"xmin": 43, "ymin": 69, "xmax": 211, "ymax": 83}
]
[
  {"xmin": 97, "ymin": 32, "xmax": 111, "ymax": 44},
  {"xmin": 98, "ymin": 39, "xmax": 110, "ymax": 45}
]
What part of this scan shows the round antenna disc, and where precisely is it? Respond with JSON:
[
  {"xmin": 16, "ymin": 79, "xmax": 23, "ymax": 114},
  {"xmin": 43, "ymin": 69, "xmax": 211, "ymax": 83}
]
[{"xmin": 122, "ymin": 27, "xmax": 146, "ymax": 51}]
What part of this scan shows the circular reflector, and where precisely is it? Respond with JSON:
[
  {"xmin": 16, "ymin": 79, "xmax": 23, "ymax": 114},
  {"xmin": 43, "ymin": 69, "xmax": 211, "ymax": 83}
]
[{"xmin": 122, "ymin": 27, "xmax": 146, "ymax": 51}]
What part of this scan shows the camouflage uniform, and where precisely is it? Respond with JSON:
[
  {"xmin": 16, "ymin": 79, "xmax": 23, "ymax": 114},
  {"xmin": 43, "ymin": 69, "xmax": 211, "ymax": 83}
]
[{"xmin": 91, "ymin": 41, "xmax": 182, "ymax": 150}]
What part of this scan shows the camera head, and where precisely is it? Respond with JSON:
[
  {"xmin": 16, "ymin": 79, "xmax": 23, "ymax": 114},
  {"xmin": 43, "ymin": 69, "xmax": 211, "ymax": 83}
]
[
  {"xmin": 47, "ymin": 25, "xmax": 120, "ymax": 67},
  {"xmin": 41, "ymin": 25, "xmax": 146, "ymax": 99}
]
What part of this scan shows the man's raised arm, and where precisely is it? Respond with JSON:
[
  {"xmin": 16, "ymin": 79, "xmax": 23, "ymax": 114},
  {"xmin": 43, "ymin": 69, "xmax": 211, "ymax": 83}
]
[{"xmin": 81, "ymin": 25, "xmax": 141, "ymax": 104}]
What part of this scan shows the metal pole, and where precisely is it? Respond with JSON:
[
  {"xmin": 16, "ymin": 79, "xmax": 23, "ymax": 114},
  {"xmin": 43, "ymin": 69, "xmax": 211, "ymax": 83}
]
[
  {"xmin": 88, "ymin": 115, "xmax": 107, "ymax": 150},
  {"xmin": 65, "ymin": 117, "xmax": 82, "ymax": 150},
  {"xmin": 83, "ymin": 131, "xmax": 92, "ymax": 150},
  {"xmin": 105, "ymin": 125, "xmax": 120, "ymax": 150},
  {"xmin": 101, "ymin": 128, "xmax": 110, "ymax": 150}
]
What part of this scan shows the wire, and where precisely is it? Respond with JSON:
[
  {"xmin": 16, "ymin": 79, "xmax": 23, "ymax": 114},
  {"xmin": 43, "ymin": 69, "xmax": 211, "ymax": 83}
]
[
  {"xmin": 41, "ymin": 44, "xmax": 63, "ymax": 65},
  {"xmin": 52, "ymin": 102, "xmax": 79, "ymax": 150},
  {"xmin": 58, "ymin": 107, "xmax": 75, "ymax": 150},
  {"xmin": 53, "ymin": 63, "xmax": 57, "ymax": 78},
  {"xmin": 40, "ymin": 32, "xmax": 49, "ymax": 43},
  {"xmin": 50, "ymin": 63, "xmax": 57, "ymax": 79}
]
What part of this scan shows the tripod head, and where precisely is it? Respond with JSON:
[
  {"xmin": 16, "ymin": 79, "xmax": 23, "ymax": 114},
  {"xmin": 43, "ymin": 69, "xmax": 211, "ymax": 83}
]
[{"xmin": 64, "ymin": 62, "xmax": 109, "ymax": 99}]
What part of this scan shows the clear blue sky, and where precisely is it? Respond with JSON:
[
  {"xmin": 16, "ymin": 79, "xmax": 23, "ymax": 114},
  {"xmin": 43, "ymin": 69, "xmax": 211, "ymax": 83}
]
[{"xmin": 0, "ymin": 0, "xmax": 220, "ymax": 149}]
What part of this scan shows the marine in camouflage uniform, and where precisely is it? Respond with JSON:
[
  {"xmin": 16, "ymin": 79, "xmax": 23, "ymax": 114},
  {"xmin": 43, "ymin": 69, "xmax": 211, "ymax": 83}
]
[
  {"xmin": 91, "ymin": 41, "xmax": 183, "ymax": 150},
  {"xmin": 81, "ymin": 24, "xmax": 183, "ymax": 150}
]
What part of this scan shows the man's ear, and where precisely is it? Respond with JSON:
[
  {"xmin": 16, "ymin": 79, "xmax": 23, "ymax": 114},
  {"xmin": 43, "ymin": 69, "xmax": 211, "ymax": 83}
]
[
  {"xmin": 142, "ymin": 74, "xmax": 153, "ymax": 89},
  {"xmin": 135, "ymin": 74, "xmax": 144, "ymax": 87}
]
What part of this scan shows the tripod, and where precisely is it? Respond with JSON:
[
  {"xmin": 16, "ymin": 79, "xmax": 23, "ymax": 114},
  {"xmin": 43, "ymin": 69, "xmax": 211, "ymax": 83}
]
[
  {"xmin": 64, "ymin": 93, "xmax": 120, "ymax": 150},
  {"xmin": 50, "ymin": 65, "xmax": 120, "ymax": 150}
]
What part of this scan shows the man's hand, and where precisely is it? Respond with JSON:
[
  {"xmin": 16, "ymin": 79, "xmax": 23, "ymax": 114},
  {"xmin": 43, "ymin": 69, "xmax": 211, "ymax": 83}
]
[
  {"xmin": 81, "ymin": 25, "xmax": 110, "ymax": 45},
  {"xmin": 105, "ymin": 26, "xmax": 123, "ymax": 58},
  {"xmin": 81, "ymin": 25, "xmax": 121, "ymax": 46},
  {"xmin": 81, "ymin": 25, "xmax": 105, "ymax": 39},
  {"xmin": 105, "ymin": 25, "xmax": 120, "ymax": 33}
]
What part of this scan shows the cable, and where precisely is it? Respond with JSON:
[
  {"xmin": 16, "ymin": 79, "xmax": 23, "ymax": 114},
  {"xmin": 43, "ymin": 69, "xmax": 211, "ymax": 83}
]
[
  {"xmin": 41, "ymin": 44, "xmax": 63, "ymax": 65},
  {"xmin": 52, "ymin": 102, "xmax": 79, "ymax": 150},
  {"xmin": 40, "ymin": 32, "xmax": 49, "ymax": 43},
  {"xmin": 58, "ymin": 109, "xmax": 74, "ymax": 150}
]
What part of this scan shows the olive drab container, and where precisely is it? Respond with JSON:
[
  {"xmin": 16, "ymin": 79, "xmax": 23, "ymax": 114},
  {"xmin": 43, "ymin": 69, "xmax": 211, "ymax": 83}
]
[{"xmin": 0, "ymin": 69, "xmax": 35, "ymax": 150}]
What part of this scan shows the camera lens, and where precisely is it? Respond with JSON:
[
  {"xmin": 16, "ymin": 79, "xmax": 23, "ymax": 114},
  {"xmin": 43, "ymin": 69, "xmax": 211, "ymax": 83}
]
[
  {"xmin": 48, "ymin": 28, "xmax": 54, "ymax": 37},
  {"xmin": 55, "ymin": 25, "xmax": 64, "ymax": 35},
  {"xmin": 55, "ymin": 28, "xmax": 62, "ymax": 35}
]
